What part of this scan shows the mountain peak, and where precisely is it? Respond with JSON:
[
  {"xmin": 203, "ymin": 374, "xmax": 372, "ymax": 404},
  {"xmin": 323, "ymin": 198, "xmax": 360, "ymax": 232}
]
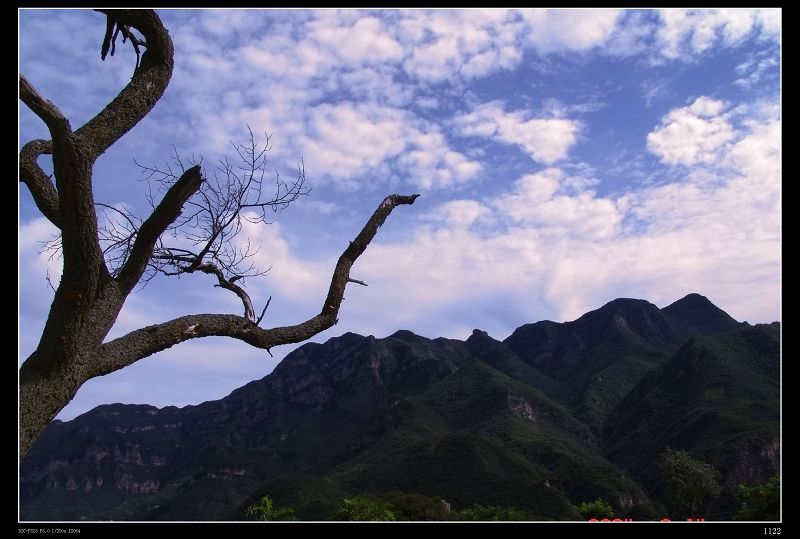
[
  {"xmin": 667, "ymin": 292, "xmax": 713, "ymax": 308},
  {"xmin": 662, "ymin": 293, "xmax": 739, "ymax": 338},
  {"xmin": 570, "ymin": 297, "xmax": 672, "ymax": 343},
  {"xmin": 387, "ymin": 329, "xmax": 423, "ymax": 341},
  {"xmin": 465, "ymin": 328, "xmax": 502, "ymax": 352},
  {"xmin": 596, "ymin": 297, "xmax": 659, "ymax": 314},
  {"xmin": 569, "ymin": 298, "xmax": 662, "ymax": 328}
]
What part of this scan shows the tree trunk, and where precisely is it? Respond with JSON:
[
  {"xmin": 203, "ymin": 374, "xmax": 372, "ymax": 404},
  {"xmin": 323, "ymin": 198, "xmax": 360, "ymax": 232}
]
[{"xmin": 18, "ymin": 9, "xmax": 421, "ymax": 461}]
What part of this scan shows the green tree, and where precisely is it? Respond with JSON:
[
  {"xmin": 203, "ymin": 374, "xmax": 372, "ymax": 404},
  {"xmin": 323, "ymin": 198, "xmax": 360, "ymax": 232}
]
[
  {"xmin": 576, "ymin": 498, "xmax": 614, "ymax": 520},
  {"xmin": 381, "ymin": 493, "xmax": 454, "ymax": 521},
  {"xmin": 734, "ymin": 476, "xmax": 779, "ymax": 521},
  {"xmin": 456, "ymin": 504, "xmax": 527, "ymax": 521},
  {"xmin": 333, "ymin": 497, "xmax": 398, "ymax": 521},
  {"xmin": 246, "ymin": 495, "xmax": 296, "ymax": 521},
  {"xmin": 658, "ymin": 448, "xmax": 720, "ymax": 519}
]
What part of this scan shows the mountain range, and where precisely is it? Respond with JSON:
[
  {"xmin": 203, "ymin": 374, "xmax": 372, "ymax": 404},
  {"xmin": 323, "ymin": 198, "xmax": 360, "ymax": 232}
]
[{"xmin": 19, "ymin": 293, "xmax": 780, "ymax": 520}]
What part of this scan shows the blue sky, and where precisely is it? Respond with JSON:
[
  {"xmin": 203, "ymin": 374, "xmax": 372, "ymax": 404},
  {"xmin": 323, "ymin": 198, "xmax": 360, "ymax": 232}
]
[{"xmin": 19, "ymin": 8, "xmax": 781, "ymax": 420}]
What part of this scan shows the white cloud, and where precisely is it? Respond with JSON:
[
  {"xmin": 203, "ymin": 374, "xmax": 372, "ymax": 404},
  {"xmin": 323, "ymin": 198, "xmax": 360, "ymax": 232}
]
[
  {"xmin": 19, "ymin": 217, "xmax": 62, "ymax": 365},
  {"xmin": 494, "ymin": 168, "xmax": 622, "ymax": 239},
  {"xmin": 427, "ymin": 199, "xmax": 493, "ymax": 229},
  {"xmin": 398, "ymin": 130, "xmax": 483, "ymax": 190},
  {"xmin": 308, "ymin": 15, "xmax": 404, "ymax": 65},
  {"xmin": 647, "ymin": 97, "xmax": 735, "ymax": 165},
  {"xmin": 755, "ymin": 8, "xmax": 781, "ymax": 37},
  {"xmin": 241, "ymin": 37, "xmax": 297, "ymax": 77},
  {"xmin": 689, "ymin": 95, "xmax": 727, "ymax": 117},
  {"xmin": 519, "ymin": 9, "xmax": 621, "ymax": 53},
  {"xmin": 405, "ymin": 35, "xmax": 461, "ymax": 82},
  {"xmin": 603, "ymin": 9, "xmax": 659, "ymax": 58},
  {"xmin": 456, "ymin": 100, "xmax": 580, "ymax": 164},
  {"xmin": 297, "ymin": 101, "xmax": 482, "ymax": 190},
  {"xmin": 460, "ymin": 46, "xmax": 522, "ymax": 79},
  {"xmin": 727, "ymin": 118, "xmax": 780, "ymax": 180},
  {"xmin": 656, "ymin": 8, "xmax": 780, "ymax": 61},
  {"xmin": 397, "ymin": 9, "xmax": 624, "ymax": 82},
  {"xmin": 19, "ymin": 217, "xmax": 61, "ymax": 284},
  {"xmin": 300, "ymin": 102, "xmax": 408, "ymax": 180},
  {"xmin": 337, "ymin": 66, "xmax": 413, "ymax": 107},
  {"xmin": 301, "ymin": 200, "xmax": 341, "ymax": 216},
  {"xmin": 416, "ymin": 96, "xmax": 439, "ymax": 109},
  {"xmin": 19, "ymin": 217, "xmax": 62, "ymax": 343},
  {"xmin": 400, "ymin": 9, "xmax": 524, "ymax": 82},
  {"xmin": 734, "ymin": 52, "xmax": 779, "ymax": 88},
  {"xmin": 238, "ymin": 219, "xmax": 330, "ymax": 304}
]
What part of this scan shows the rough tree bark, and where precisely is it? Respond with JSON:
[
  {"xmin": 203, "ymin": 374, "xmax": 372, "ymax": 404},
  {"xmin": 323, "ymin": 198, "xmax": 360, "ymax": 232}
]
[{"xmin": 18, "ymin": 9, "xmax": 419, "ymax": 459}]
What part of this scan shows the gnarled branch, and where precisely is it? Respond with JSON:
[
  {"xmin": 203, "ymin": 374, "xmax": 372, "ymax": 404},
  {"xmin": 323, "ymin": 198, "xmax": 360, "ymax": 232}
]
[
  {"xmin": 116, "ymin": 165, "xmax": 204, "ymax": 293},
  {"xmin": 191, "ymin": 262, "xmax": 256, "ymax": 322},
  {"xmin": 77, "ymin": 9, "xmax": 173, "ymax": 161},
  {"xmin": 19, "ymin": 139, "xmax": 61, "ymax": 228},
  {"xmin": 100, "ymin": 13, "xmax": 147, "ymax": 67},
  {"xmin": 19, "ymin": 74, "xmax": 71, "ymax": 144},
  {"xmin": 19, "ymin": 10, "xmax": 174, "ymax": 285},
  {"xmin": 322, "ymin": 194, "xmax": 419, "ymax": 318},
  {"xmin": 94, "ymin": 193, "xmax": 420, "ymax": 377}
]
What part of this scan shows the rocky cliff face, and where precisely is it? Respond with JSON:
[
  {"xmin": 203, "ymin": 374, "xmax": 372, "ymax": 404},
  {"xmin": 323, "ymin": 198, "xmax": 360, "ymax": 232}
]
[{"xmin": 19, "ymin": 294, "xmax": 778, "ymax": 521}]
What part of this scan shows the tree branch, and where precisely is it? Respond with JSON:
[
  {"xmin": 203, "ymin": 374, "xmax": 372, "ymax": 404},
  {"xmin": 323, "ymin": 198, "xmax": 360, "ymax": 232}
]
[
  {"xmin": 21, "ymin": 74, "xmax": 107, "ymax": 283},
  {"xmin": 19, "ymin": 139, "xmax": 61, "ymax": 228},
  {"xmin": 192, "ymin": 262, "xmax": 256, "ymax": 322},
  {"xmin": 116, "ymin": 165, "xmax": 204, "ymax": 292},
  {"xmin": 321, "ymin": 194, "xmax": 419, "ymax": 318},
  {"xmin": 76, "ymin": 10, "xmax": 173, "ymax": 161},
  {"xmin": 94, "ymin": 193, "xmax": 420, "ymax": 377},
  {"xmin": 19, "ymin": 74, "xmax": 71, "ymax": 144},
  {"xmin": 256, "ymin": 296, "xmax": 272, "ymax": 326},
  {"xmin": 19, "ymin": 9, "xmax": 174, "ymax": 286}
]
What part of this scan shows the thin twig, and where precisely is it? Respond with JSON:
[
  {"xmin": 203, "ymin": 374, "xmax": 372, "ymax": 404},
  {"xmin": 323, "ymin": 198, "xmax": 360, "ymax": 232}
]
[
  {"xmin": 256, "ymin": 296, "xmax": 272, "ymax": 326},
  {"xmin": 45, "ymin": 270, "xmax": 57, "ymax": 293}
]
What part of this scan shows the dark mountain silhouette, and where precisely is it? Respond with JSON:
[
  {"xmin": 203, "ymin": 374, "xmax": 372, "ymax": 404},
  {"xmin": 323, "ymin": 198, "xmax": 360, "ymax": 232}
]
[
  {"xmin": 503, "ymin": 295, "xmax": 740, "ymax": 430},
  {"xmin": 662, "ymin": 292, "xmax": 742, "ymax": 339},
  {"xmin": 19, "ymin": 294, "xmax": 778, "ymax": 521},
  {"xmin": 605, "ymin": 321, "xmax": 779, "ymax": 517}
]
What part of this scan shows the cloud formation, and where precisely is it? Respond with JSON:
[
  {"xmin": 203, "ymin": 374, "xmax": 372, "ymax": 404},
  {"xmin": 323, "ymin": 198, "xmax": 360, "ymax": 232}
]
[
  {"xmin": 456, "ymin": 101, "xmax": 580, "ymax": 164},
  {"xmin": 344, "ymin": 97, "xmax": 780, "ymax": 334},
  {"xmin": 656, "ymin": 8, "xmax": 780, "ymax": 61},
  {"xmin": 647, "ymin": 97, "xmax": 735, "ymax": 166}
]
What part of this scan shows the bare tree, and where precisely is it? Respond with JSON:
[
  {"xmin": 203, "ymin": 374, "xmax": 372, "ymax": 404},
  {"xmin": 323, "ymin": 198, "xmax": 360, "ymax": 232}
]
[{"xmin": 18, "ymin": 9, "xmax": 419, "ymax": 459}]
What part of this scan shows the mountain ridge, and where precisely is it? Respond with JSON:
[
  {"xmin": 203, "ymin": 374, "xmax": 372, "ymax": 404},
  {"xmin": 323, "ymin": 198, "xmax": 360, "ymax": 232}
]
[{"xmin": 20, "ymin": 293, "xmax": 778, "ymax": 521}]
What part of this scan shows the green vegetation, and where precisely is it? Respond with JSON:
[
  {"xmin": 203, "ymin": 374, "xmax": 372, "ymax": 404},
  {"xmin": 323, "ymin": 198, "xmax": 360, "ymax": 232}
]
[
  {"xmin": 331, "ymin": 497, "xmax": 398, "ymax": 521},
  {"xmin": 379, "ymin": 493, "xmax": 453, "ymax": 521},
  {"xmin": 456, "ymin": 504, "xmax": 527, "ymax": 521},
  {"xmin": 658, "ymin": 449, "xmax": 720, "ymax": 519},
  {"xmin": 327, "ymin": 494, "xmax": 528, "ymax": 521},
  {"xmin": 734, "ymin": 477, "xmax": 779, "ymax": 521},
  {"xmin": 576, "ymin": 498, "xmax": 614, "ymax": 520},
  {"xmin": 245, "ymin": 495, "xmax": 296, "ymax": 521}
]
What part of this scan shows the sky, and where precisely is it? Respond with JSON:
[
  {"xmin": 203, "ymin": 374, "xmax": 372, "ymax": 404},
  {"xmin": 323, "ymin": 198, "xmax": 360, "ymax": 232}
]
[{"xmin": 19, "ymin": 8, "xmax": 781, "ymax": 421}]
